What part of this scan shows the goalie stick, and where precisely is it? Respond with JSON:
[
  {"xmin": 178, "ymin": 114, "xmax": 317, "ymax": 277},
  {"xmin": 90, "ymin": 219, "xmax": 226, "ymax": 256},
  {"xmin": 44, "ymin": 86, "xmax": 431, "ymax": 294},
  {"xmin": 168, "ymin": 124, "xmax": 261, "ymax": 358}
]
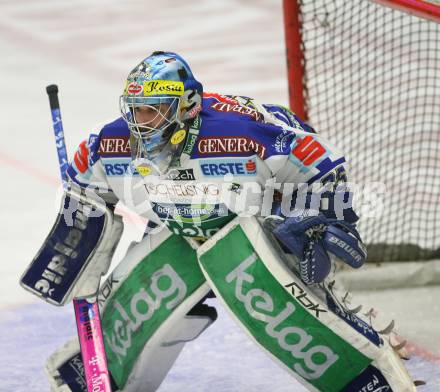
[{"xmin": 46, "ymin": 84, "xmax": 113, "ymax": 392}]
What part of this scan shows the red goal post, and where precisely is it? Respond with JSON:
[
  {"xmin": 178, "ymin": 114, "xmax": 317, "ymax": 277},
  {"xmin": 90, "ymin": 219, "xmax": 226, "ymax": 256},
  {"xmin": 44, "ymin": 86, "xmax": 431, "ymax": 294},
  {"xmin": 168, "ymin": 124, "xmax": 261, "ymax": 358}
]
[
  {"xmin": 283, "ymin": 0, "xmax": 440, "ymax": 263},
  {"xmin": 372, "ymin": 0, "xmax": 440, "ymax": 23}
]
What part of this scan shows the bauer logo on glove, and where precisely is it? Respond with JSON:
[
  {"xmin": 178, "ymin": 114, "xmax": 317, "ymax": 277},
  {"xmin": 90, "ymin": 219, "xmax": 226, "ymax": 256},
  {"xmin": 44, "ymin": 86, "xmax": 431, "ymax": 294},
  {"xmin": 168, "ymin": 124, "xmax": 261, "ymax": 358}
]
[{"xmin": 272, "ymin": 214, "xmax": 367, "ymax": 284}]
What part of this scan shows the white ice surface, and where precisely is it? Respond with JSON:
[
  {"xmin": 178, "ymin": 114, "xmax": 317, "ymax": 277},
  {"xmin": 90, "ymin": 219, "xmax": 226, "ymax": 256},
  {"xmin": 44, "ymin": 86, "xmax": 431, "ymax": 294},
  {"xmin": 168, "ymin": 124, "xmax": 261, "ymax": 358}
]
[
  {"xmin": 0, "ymin": 298, "xmax": 439, "ymax": 392},
  {"xmin": 0, "ymin": 0, "xmax": 439, "ymax": 390}
]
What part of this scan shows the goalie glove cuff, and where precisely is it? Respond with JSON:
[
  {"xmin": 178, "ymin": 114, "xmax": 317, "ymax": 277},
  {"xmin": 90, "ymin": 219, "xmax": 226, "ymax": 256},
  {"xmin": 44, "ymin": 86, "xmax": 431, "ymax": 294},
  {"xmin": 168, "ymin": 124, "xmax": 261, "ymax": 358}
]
[{"xmin": 323, "ymin": 222, "xmax": 367, "ymax": 269}]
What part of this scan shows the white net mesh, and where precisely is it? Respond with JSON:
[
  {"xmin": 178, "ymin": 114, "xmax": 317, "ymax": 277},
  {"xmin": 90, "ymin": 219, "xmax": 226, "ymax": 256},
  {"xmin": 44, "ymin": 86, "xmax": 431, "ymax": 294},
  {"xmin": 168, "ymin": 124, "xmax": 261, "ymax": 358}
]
[{"xmin": 297, "ymin": 0, "xmax": 440, "ymax": 262}]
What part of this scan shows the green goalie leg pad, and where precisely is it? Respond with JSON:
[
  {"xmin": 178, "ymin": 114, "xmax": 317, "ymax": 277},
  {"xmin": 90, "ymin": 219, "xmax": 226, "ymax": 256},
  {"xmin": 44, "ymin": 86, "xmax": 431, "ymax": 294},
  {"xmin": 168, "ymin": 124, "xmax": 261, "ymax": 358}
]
[
  {"xmin": 197, "ymin": 217, "xmax": 415, "ymax": 392},
  {"xmin": 100, "ymin": 232, "xmax": 208, "ymax": 390}
]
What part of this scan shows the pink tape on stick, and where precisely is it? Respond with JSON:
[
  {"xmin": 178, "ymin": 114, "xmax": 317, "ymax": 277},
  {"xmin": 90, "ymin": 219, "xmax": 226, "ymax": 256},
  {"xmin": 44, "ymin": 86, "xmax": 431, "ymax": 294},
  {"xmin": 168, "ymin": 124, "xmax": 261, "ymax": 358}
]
[{"xmin": 74, "ymin": 299, "xmax": 113, "ymax": 392}]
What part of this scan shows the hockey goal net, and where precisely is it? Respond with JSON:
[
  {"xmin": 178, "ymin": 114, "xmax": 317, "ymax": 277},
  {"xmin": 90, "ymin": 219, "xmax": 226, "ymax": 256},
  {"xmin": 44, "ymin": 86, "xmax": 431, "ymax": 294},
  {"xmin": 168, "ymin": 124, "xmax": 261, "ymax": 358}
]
[{"xmin": 283, "ymin": 0, "xmax": 440, "ymax": 263}]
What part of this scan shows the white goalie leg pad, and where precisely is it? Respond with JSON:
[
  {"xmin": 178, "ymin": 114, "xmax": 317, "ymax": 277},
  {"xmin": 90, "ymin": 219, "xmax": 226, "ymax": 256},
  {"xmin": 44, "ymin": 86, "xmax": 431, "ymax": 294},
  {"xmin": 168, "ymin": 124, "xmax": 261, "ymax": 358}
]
[
  {"xmin": 100, "ymin": 228, "xmax": 213, "ymax": 391},
  {"xmin": 46, "ymin": 226, "xmax": 213, "ymax": 391},
  {"xmin": 45, "ymin": 290, "xmax": 214, "ymax": 392},
  {"xmin": 124, "ymin": 284, "xmax": 214, "ymax": 392},
  {"xmin": 197, "ymin": 216, "xmax": 416, "ymax": 392},
  {"xmin": 45, "ymin": 337, "xmax": 83, "ymax": 392}
]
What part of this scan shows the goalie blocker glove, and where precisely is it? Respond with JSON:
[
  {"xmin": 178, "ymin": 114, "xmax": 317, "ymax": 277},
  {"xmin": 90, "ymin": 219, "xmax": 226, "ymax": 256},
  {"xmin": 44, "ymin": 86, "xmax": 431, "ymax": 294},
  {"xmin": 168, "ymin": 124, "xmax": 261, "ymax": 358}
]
[
  {"xmin": 272, "ymin": 214, "xmax": 367, "ymax": 284},
  {"xmin": 20, "ymin": 186, "xmax": 123, "ymax": 305}
]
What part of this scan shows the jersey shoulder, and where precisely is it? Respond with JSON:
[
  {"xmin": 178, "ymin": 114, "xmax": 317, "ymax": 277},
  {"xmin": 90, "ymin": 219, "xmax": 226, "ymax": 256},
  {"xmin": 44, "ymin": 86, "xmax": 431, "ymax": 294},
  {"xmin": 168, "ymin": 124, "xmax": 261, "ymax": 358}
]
[
  {"xmin": 99, "ymin": 116, "xmax": 130, "ymax": 137},
  {"xmin": 96, "ymin": 116, "xmax": 131, "ymax": 159},
  {"xmin": 194, "ymin": 93, "xmax": 302, "ymax": 160},
  {"xmin": 66, "ymin": 116, "xmax": 130, "ymax": 186}
]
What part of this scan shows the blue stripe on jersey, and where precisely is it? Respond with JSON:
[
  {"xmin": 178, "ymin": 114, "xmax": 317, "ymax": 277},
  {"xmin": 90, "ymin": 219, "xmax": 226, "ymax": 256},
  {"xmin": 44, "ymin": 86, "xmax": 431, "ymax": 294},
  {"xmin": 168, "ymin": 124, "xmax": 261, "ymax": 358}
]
[
  {"xmin": 100, "ymin": 117, "xmax": 130, "ymax": 137},
  {"xmin": 308, "ymin": 157, "xmax": 346, "ymax": 184}
]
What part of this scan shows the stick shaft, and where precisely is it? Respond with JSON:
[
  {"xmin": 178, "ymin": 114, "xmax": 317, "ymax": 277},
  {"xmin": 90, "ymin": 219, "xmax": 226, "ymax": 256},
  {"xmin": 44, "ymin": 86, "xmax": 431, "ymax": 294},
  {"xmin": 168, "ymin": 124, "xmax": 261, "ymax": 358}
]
[
  {"xmin": 74, "ymin": 299, "xmax": 113, "ymax": 392},
  {"xmin": 46, "ymin": 84, "xmax": 69, "ymax": 186},
  {"xmin": 46, "ymin": 84, "xmax": 113, "ymax": 392}
]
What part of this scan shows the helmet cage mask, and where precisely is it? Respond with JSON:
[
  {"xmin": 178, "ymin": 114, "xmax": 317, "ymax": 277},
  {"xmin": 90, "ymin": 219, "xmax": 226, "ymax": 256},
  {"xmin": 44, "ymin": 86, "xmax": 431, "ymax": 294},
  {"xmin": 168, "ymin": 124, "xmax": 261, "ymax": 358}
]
[{"xmin": 120, "ymin": 95, "xmax": 181, "ymax": 155}]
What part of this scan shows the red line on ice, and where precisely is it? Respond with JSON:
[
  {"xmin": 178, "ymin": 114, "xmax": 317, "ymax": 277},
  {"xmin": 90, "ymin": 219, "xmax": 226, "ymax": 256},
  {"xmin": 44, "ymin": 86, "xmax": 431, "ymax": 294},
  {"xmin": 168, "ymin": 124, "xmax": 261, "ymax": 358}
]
[
  {"xmin": 0, "ymin": 150, "xmax": 59, "ymax": 186},
  {"xmin": 406, "ymin": 341, "xmax": 440, "ymax": 364}
]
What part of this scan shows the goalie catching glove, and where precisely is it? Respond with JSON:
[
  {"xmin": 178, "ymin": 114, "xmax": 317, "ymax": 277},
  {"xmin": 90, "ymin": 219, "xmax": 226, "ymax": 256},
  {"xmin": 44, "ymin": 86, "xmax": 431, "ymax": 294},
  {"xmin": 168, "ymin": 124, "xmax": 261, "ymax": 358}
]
[{"xmin": 271, "ymin": 214, "xmax": 367, "ymax": 284}]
